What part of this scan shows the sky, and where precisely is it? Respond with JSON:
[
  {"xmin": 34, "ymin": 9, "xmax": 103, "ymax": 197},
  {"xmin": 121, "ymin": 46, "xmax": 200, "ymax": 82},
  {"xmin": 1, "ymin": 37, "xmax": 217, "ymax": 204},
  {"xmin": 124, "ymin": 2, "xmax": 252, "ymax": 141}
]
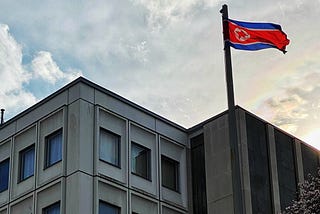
[{"xmin": 0, "ymin": 0, "xmax": 319, "ymax": 149}]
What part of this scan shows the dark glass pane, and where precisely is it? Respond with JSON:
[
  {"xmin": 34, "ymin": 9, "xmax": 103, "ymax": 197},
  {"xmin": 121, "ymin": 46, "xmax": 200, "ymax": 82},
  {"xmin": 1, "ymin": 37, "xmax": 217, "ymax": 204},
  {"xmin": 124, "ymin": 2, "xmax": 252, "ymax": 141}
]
[
  {"xmin": 99, "ymin": 129, "xmax": 120, "ymax": 167},
  {"xmin": 131, "ymin": 142, "xmax": 150, "ymax": 180},
  {"xmin": 301, "ymin": 143, "xmax": 319, "ymax": 180},
  {"xmin": 46, "ymin": 129, "xmax": 62, "ymax": 167},
  {"xmin": 99, "ymin": 201, "xmax": 120, "ymax": 214},
  {"xmin": 0, "ymin": 158, "xmax": 9, "ymax": 192},
  {"xmin": 275, "ymin": 129, "xmax": 297, "ymax": 211},
  {"xmin": 191, "ymin": 134, "xmax": 207, "ymax": 214},
  {"xmin": 245, "ymin": 114, "xmax": 272, "ymax": 214},
  {"xmin": 43, "ymin": 202, "xmax": 60, "ymax": 214},
  {"xmin": 20, "ymin": 145, "xmax": 35, "ymax": 181},
  {"xmin": 161, "ymin": 156, "xmax": 179, "ymax": 191}
]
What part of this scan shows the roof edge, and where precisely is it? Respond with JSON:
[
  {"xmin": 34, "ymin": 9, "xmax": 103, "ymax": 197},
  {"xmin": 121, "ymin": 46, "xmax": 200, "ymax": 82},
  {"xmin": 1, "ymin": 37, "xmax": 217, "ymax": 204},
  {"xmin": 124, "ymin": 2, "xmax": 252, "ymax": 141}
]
[{"xmin": 0, "ymin": 76, "xmax": 187, "ymax": 132}]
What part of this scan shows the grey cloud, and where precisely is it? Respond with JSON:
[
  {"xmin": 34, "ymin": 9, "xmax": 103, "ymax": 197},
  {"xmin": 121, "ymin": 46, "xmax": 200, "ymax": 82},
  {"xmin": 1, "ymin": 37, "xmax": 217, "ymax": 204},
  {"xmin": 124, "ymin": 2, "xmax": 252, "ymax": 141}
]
[
  {"xmin": 258, "ymin": 70, "xmax": 320, "ymax": 140},
  {"xmin": 1, "ymin": 0, "xmax": 319, "ymax": 135}
]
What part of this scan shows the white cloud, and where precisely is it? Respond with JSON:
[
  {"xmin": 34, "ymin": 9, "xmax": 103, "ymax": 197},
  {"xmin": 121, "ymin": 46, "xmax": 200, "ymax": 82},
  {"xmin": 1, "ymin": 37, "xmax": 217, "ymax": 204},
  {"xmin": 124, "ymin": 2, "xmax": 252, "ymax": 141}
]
[
  {"xmin": 32, "ymin": 51, "xmax": 64, "ymax": 84},
  {"xmin": 0, "ymin": 24, "xmax": 36, "ymax": 117},
  {"xmin": 32, "ymin": 51, "xmax": 82, "ymax": 84},
  {"xmin": 131, "ymin": 0, "xmax": 221, "ymax": 32},
  {"xmin": 0, "ymin": 23, "xmax": 82, "ymax": 120}
]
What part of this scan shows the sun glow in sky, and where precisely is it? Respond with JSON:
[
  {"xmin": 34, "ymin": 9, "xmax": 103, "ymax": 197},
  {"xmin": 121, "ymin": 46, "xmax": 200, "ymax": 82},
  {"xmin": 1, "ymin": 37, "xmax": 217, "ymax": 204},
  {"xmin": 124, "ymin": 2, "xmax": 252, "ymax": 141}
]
[
  {"xmin": 0, "ymin": 0, "xmax": 319, "ymax": 149},
  {"xmin": 303, "ymin": 131, "xmax": 320, "ymax": 149}
]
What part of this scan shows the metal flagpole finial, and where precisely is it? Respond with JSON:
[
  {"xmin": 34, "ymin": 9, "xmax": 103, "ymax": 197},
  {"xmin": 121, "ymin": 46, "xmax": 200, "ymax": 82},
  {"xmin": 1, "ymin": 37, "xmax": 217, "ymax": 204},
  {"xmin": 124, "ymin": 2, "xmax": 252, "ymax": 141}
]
[{"xmin": 220, "ymin": 4, "xmax": 228, "ymax": 15}]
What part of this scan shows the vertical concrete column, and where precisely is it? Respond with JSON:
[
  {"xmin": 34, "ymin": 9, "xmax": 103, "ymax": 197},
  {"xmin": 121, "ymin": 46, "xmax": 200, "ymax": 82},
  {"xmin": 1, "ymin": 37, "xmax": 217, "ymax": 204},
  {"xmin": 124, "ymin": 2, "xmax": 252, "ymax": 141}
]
[
  {"xmin": 203, "ymin": 115, "xmax": 234, "ymax": 214},
  {"xmin": 65, "ymin": 172, "xmax": 93, "ymax": 214},
  {"xmin": 267, "ymin": 125, "xmax": 281, "ymax": 213},
  {"xmin": 67, "ymin": 99, "xmax": 94, "ymax": 175},
  {"xmin": 186, "ymin": 146, "xmax": 194, "ymax": 213},
  {"xmin": 66, "ymin": 99, "xmax": 94, "ymax": 213},
  {"xmin": 294, "ymin": 139, "xmax": 304, "ymax": 184},
  {"xmin": 237, "ymin": 110, "xmax": 252, "ymax": 214}
]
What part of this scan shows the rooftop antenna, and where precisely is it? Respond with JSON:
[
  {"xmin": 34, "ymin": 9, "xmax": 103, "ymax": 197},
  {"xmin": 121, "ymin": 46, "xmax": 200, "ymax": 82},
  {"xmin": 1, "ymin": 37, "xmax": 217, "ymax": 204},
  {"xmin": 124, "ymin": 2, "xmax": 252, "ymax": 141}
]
[{"xmin": 1, "ymin": 109, "xmax": 4, "ymax": 125}]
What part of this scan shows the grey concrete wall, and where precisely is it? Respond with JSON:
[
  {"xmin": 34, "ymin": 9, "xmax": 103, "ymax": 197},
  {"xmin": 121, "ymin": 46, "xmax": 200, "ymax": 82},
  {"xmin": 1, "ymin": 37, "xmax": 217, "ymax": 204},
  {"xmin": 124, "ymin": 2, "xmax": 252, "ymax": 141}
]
[
  {"xmin": 162, "ymin": 205, "xmax": 186, "ymax": 214},
  {"xmin": 0, "ymin": 80, "xmax": 189, "ymax": 214},
  {"xmin": 160, "ymin": 137, "xmax": 187, "ymax": 209},
  {"xmin": 11, "ymin": 125, "xmax": 37, "ymax": 200},
  {"xmin": 237, "ymin": 110, "xmax": 252, "ymax": 214},
  {"xmin": 203, "ymin": 114, "xmax": 234, "ymax": 214},
  {"xmin": 130, "ymin": 123, "xmax": 159, "ymax": 197},
  {"xmin": 0, "ymin": 208, "xmax": 7, "ymax": 214},
  {"xmin": 37, "ymin": 109, "xmax": 65, "ymax": 187},
  {"xmin": 36, "ymin": 181, "xmax": 61, "ymax": 214},
  {"xmin": 267, "ymin": 125, "xmax": 281, "ymax": 213},
  {"xmin": 96, "ymin": 108, "xmax": 128, "ymax": 184},
  {"xmin": 131, "ymin": 193, "xmax": 158, "ymax": 214},
  {"xmin": 10, "ymin": 194, "xmax": 33, "ymax": 214},
  {"xmin": 66, "ymin": 172, "xmax": 93, "ymax": 214},
  {"xmin": 294, "ymin": 139, "xmax": 304, "ymax": 184},
  {"xmin": 97, "ymin": 179, "xmax": 128, "ymax": 214}
]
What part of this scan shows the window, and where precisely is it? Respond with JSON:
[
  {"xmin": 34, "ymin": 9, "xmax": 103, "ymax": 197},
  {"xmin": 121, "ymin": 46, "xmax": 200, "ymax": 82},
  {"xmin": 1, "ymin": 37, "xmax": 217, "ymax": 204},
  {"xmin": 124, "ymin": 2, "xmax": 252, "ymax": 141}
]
[
  {"xmin": 0, "ymin": 158, "xmax": 9, "ymax": 192},
  {"xmin": 161, "ymin": 155, "xmax": 179, "ymax": 192},
  {"xmin": 99, "ymin": 200, "xmax": 120, "ymax": 214},
  {"xmin": 43, "ymin": 202, "xmax": 60, "ymax": 214},
  {"xmin": 99, "ymin": 128, "xmax": 120, "ymax": 167},
  {"xmin": 45, "ymin": 129, "xmax": 63, "ymax": 168},
  {"xmin": 131, "ymin": 142, "xmax": 151, "ymax": 180},
  {"xmin": 19, "ymin": 145, "xmax": 35, "ymax": 182}
]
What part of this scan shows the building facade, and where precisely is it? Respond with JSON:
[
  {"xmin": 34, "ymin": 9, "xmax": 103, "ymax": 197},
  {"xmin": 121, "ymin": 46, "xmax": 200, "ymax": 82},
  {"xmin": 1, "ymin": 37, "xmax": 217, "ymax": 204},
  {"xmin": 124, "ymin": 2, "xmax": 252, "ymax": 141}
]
[{"xmin": 0, "ymin": 77, "xmax": 318, "ymax": 214}]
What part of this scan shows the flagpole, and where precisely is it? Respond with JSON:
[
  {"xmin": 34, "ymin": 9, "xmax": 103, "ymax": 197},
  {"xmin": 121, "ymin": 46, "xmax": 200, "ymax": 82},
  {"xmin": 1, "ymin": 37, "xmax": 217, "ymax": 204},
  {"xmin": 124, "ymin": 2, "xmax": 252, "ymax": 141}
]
[{"xmin": 220, "ymin": 4, "xmax": 244, "ymax": 214}]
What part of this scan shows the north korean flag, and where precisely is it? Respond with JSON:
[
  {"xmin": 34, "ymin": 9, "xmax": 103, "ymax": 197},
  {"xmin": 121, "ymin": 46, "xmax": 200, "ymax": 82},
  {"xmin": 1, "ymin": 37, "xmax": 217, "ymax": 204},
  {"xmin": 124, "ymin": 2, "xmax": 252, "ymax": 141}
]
[{"xmin": 226, "ymin": 19, "xmax": 290, "ymax": 53}]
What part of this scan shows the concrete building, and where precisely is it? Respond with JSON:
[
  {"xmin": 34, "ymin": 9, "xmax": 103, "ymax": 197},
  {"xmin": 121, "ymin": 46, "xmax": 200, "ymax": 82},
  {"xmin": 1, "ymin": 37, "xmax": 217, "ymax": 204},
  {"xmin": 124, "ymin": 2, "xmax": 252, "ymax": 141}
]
[{"xmin": 0, "ymin": 77, "xmax": 318, "ymax": 214}]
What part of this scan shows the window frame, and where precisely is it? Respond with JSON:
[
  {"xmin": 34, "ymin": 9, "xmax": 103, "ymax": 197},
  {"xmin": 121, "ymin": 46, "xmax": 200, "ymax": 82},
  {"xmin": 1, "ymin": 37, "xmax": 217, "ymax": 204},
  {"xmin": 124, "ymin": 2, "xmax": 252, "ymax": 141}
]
[
  {"xmin": 42, "ymin": 201, "xmax": 60, "ymax": 214},
  {"xmin": 0, "ymin": 158, "xmax": 10, "ymax": 193},
  {"xmin": 99, "ymin": 200, "xmax": 120, "ymax": 214},
  {"xmin": 161, "ymin": 155, "xmax": 180, "ymax": 192},
  {"xmin": 44, "ymin": 129, "xmax": 63, "ymax": 169},
  {"xmin": 19, "ymin": 144, "xmax": 35, "ymax": 182},
  {"xmin": 131, "ymin": 142, "xmax": 151, "ymax": 181},
  {"xmin": 99, "ymin": 128, "xmax": 121, "ymax": 168}
]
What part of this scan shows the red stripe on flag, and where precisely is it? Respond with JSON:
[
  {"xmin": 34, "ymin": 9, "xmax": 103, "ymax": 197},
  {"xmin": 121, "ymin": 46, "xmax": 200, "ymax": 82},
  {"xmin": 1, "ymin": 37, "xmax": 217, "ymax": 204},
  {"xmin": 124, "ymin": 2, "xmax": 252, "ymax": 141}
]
[{"xmin": 228, "ymin": 21, "xmax": 290, "ymax": 51}]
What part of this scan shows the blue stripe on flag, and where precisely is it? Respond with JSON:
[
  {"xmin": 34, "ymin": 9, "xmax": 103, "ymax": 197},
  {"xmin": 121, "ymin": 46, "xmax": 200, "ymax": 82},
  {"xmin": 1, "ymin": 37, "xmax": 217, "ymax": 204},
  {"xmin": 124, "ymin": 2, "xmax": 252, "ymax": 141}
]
[
  {"xmin": 228, "ymin": 19, "xmax": 282, "ymax": 31},
  {"xmin": 227, "ymin": 41, "xmax": 277, "ymax": 51}
]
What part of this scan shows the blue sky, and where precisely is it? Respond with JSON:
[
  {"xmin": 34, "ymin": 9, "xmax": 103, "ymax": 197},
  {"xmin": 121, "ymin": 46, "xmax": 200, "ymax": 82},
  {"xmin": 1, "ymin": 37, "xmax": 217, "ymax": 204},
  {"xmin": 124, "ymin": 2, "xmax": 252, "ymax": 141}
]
[{"xmin": 0, "ymin": 0, "xmax": 319, "ymax": 148}]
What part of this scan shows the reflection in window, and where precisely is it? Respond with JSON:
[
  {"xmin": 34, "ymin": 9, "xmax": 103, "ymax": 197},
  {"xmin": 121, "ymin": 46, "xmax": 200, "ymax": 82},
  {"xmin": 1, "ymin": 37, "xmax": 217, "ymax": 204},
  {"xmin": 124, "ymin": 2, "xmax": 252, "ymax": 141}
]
[
  {"xmin": 131, "ymin": 142, "xmax": 151, "ymax": 180},
  {"xmin": 161, "ymin": 155, "xmax": 179, "ymax": 192},
  {"xmin": 19, "ymin": 145, "xmax": 35, "ymax": 182},
  {"xmin": 43, "ymin": 202, "xmax": 60, "ymax": 214},
  {"xmin": 45, "ymin": 129, "xmax": 63, "ymax": 168},
  {"xmin": 99, "ymin": 200, "xmax": 120, "ymax": 214},
  {"xmin": 99, "ymin": 128, "xmax": 120, "ymax": 167},
  {"xmin": 0, "ymin": 158, "xmax": 9, "ymax": 192}
]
